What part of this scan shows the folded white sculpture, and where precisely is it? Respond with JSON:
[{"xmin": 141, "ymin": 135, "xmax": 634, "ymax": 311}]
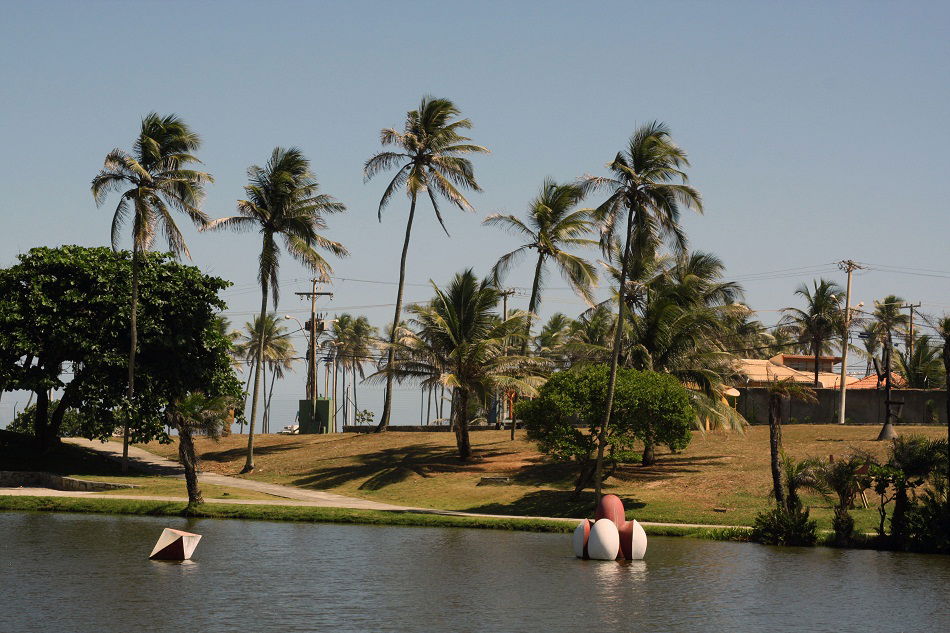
[
  {"xmin": 149, "ymin": 528, "xmax": 202, "ymax": 561},
  {"xmin": 587, "ymin": 518, "xmax": 621, "ymax": 560}
]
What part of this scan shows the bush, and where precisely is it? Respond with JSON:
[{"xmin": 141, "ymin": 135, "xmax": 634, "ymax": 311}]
[
  {"xmin": 519, "ymin": 364, "xmax": 693, "ymax": 490},
  {"xmin": 831, "ymin": 510, "xmax": 855, "ymax": 546},
  {"xmin": 751, "ymin": 507, "xmax": 818, "ymax": 547},
  {"xmin": 904, "ymin": 480, "xmax": 950, "ymax": 554}
]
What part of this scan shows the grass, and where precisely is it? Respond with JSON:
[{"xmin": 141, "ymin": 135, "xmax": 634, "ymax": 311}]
[
  {"xmin": 0, "ymin": 494, "xmax": 753, "ymax": 540},
  {"xmin": 135, "ymin": 424, "xmax": 948, "ymax": 532},
  {"xmin": 0, "ymin": 431, "xmax": 281, "ymax": 501}
]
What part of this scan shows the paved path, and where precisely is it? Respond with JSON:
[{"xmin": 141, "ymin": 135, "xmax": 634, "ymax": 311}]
[{"xmin": 2, "ymin": 438, "xmax": 742, "ymax": 530}]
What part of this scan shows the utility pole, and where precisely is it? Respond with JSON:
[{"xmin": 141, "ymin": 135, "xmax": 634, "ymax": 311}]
[
  {"xmin": 498, "ymin": 288, "xmax": 516, "ymax": 438},
  {"xmin": 295, "ymin": 279, "xmax": 332, "ymax": 432},
  {"xmin": 901, "ymin": 302, "xmax": 921, "ymax": 359},
  {"xmin": 837, "ymin": 260, "xmax": 865, "ymax": 425}
]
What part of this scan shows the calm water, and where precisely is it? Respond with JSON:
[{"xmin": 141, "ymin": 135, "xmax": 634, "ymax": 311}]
[{"xmin": 2, "ymin": 512, "xmax": 949, "ymax": 633}]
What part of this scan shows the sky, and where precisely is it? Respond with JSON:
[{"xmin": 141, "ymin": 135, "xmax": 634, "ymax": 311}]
[{"xmin": 2, "ymin": 0, "xmax": 949, "ymax": 428}]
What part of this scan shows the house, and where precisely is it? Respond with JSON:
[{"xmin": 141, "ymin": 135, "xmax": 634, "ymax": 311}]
[
  {"xmin": 735, "ymin": 354, "xmax": 859, "ymax": 389},
  {"xmin": 847, "ymin": 373, "xmax": 907, "ymax": 390}
]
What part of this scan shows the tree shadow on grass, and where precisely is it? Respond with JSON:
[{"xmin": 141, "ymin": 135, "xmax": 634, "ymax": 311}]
[
  {"xmin": 464, "ymin": 490, "xmax": 645, "ymax": 518},
  {"xmin": 199, "ymin": 441, "xmax": 310, "ymax": 463},
  {"xmin": 290, "ymin": 443, "xmax": 517, "ymax": 492}
]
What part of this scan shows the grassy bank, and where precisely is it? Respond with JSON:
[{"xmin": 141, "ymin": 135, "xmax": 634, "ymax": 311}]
[
  {"xmin": 137, "ymin": 425, "xmax": 946, "ymax": 533},
  {"xmin": 0, "ymin": 494, "xmax": 746, "ymax": 540}
]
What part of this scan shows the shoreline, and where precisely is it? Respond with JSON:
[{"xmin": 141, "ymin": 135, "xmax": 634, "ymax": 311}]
[{"xmin": 0, "ymin": 494, "xmax": 751, "ymax": 541}]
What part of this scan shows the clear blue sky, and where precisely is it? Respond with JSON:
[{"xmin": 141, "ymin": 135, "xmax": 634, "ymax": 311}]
[{"xmin": 2, "ymin": 1, "xmax": 949, "ymax": 426}]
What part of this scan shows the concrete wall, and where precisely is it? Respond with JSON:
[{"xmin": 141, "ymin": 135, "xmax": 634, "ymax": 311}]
[
  {"xmin": 0, "ymin": 471, "xmax": 138, "ymax": 491},
  {"xmin": 736, "ymin": 388, "xmax": 948, "ymax": 425}
]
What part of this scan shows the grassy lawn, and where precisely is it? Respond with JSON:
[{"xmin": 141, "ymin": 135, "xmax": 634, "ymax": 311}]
[
  {"xmin": 0, "ymin": 430, "xmax": 280, "ymax": 501},
  {"xmin": 136, "ymin": 424, "xmax": 947, "ymax": 531}
]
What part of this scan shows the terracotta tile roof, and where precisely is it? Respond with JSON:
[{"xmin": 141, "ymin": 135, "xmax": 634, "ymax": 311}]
[
  {"xmin": 735, "ymin": 358, "xmax": 859, "ymax": 388},
  {"xmin": 847, "ymin": 373, "xmax": 907, "ymax": 389}
]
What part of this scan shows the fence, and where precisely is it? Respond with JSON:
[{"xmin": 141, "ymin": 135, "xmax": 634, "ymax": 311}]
[{"xmin": 736, "ymin": 387, "xmax": 947, "ymax": 425}]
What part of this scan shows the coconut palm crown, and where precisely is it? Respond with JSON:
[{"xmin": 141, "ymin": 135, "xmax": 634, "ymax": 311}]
[
  {"xmin": 364, "ymin": 96, "xmax": 489, "ymax": 431},
  {"xmin": 204, "ymin": 147, "xmax": 347, "ymax": 472},
  {"xmin": 484, "ymin": 178, "xmax": 598, "ymax": 354}
]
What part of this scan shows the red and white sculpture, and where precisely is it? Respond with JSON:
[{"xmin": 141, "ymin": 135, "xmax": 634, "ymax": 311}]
[
  {"xmin": 572, "ymin": 494, "xmax": 647, "ymax": 560},
  {"xmin": 149, "ymin": 528, "xmax": 202, "ymax": 561}
]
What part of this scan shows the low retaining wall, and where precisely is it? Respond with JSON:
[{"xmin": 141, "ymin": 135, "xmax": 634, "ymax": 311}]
[
  {"xmin": 0, "ymin": 471, "xmax": 138, "ymax": 491},
  {"xmin": 342, "ymin": 424, "xmax": 509, "ymax": 433},
  {"xmin": 737, "ymin": 387, "xmax": 948, "ymax": 425}
]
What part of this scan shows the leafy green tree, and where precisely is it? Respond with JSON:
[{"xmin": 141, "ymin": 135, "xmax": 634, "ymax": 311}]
[
  {"xmin": 885, "ymin": 435, "xmax": 947, "ymax": 545},
  {"xmin": 0, "ymin": 246, "xmax": 242, "ymax": 450},
  {"xmin": 378, "ymin": 270, "xmax": 545, "ymax": 460},
  {"xmin": 484, "ymin": 179, "xmax": 597, "ymax": 354},
  {"xmin": 779, "ymin": 279, "xmax": 844, "ymax": 386},
  {"xmin": 928, "ymin": 315, "xmax": 950, "ymax": 500},
  {"xmin": 582, "ymin": 122, "xmax": 702, "ymax": 500},
  {"xmin": 364, "ymin": 96, "xmax": 489, "ymax": 431},
  {"xmin": 91, "ymin": 112, "xmax": 212, "ymax": 469},
  {"xmin": 520, "ymin": 364, "xmax": 694, "ymax": 493},
  {"xmin": 813, "ymin": 454, "xmax": 871, "ymax": 545},
  {"xmin": 204, "ymin": 147, "xmax": 347, "ymax": 472},
  {"xmin": 165, "ymin": 392, "xmax": 236, "ymax": 506}
]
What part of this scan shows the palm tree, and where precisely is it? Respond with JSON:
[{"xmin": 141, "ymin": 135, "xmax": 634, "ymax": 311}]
[
  {"xmin": 379, "ymin": 270, "xmax": 546, "ymax": 460},
  {"xmin": 779, "ymin": 278, "xmax": 844, "ymax": 386},
  {"xmin": 897, "ymin": 334, "xmax": 944, "ymax": 388},
  {"xmin": 204, "ymin": 147, "xmax": 347, "ymax": 472},
  {"xmin": 765, "ymin": 378, "xmax": 816, "ymax": 508},
  {"xmin": 91, "ymin": 112, "xmax": 212, "ymax": 471},
  {"xmin": 484, "ymin": 179, "xmax": 598, "ymax": 355},
  {"xmin": 887, "ymin": 435, "xmax": 947, "ymax": 543},
  {"xmin": 582, "ymin": 122, "xmax": 702, "ymax": 500},
  {"xmin": 925, "ymin": 315, "xmax": 950, "ymax": 500},
  {"xmin": 859, "ymin": 323, "xmax": 882, "ymax": 377},
  {"xmin": 327, "ymin": 313, "xmax": 378, "ymax": 423},
  {"xmin": 165, "ymin": 392, "xmax": 236, "ymax": 506},
  {"xmin": 235, "ymin": 313, "xmax": 296, "ymax": 431},
  {"xmin": 364, "ymin": 96, "xmax": 489, "ymax": 431},
  {"xmin": 814, "ymin": 454, "xmax": 869, "ymax": 545}
]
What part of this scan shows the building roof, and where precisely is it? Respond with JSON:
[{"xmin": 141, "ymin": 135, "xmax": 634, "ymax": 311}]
[
  {"xmin": 769, "ymin": 353, "xmax": 843, "ymax": 364},
  {"xmin": 735, "ymin": 358, "xmax": 859, "ymax": 388},
  {"xmin": 847, "ymin": 373, "xmax": 907, "ymax": 390}
]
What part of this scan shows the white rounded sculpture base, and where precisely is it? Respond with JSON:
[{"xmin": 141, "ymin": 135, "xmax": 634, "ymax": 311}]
[{"xmin": 587, "ymin": 519, "xmax": 620, "ymax": 560}]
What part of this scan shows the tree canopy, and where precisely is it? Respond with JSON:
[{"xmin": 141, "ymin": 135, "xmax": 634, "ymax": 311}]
[{"xmin": 0, "ymin": 245, "xmax": 242, "ymax": 448}]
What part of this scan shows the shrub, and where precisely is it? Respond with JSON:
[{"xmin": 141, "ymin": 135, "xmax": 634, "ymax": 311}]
[
  {"xmin": 8, "ymin": 401, "xmax": 84, "ymax": 438},
  {"xmin": 751, "ymin": 507, "xmax": 818, "ymax": 547}
]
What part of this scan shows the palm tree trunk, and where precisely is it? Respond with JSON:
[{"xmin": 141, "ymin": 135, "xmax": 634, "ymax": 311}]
[
  {"xmin": 426, "ymin": 384, "xmax": 433, "ymax": 425},
  {"xmin": 243, "ymin": 281, "xmax": 268, "ymax": 473},
  {"xmin": 377, "ymin": 192, "xmax": 418, "ymax": 432},
  {"xmin": 768, "ymin": 392, "xmax": 786, "ymax": 509},
  {"xmin": 454, "ymin": 387, "xmax": 471, "ymax": 460},
  {"xmin": 178, "ymin": 428, "xmax": 203, "ymax": 505},
  {"xmin": 341, "ymin": 365, "xmax": 348, "ymax": 425},
  {"xmin": 266, "ymin": 364, "xmax": 279, "ymax": 434},
  {"xmin": 813, "ymin": 339, "xmax": 821, "ymax": 387},
  {"xmin": 521, "ymin": 253, "xmax": 544, "ymax": 356},
  {"xmin": 241, "ymin": 359, "xmax": 255, "ymax": 434},
  {"xmin": 944, "ymin": 338, "xmax": 950, "ymax": 508},
  {"xmin": 122, "ymin": 243, "xmax": 141, "ymax": 473},
  {"xmin": 594, "ymin": 205, "xmax": 636, "ymax": 501},
  {"xmin": 353, "ymin": 365, "xmax": 359, "ymax": 415}
]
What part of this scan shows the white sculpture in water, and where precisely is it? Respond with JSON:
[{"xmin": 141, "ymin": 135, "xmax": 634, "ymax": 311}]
[
  {"xmin": 572, "ymin": 494, "xmax": 647, "ymax": 560},
  {"xmin": 149, "ymin": 528, "xmax": 202, "ymax": 561}
]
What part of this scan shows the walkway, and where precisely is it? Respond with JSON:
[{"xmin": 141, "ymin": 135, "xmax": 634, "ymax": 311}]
[{"xmin": 0, "ymin": 438, "xmax": 742, "ymax": 530}]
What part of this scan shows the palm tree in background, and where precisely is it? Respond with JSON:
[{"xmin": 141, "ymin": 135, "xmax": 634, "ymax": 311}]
[
  {"xmin": 234, "ymin": 313, "xmax": 296, "ymax": 432},
  {"xmin": 364, "ymin": 96, "xmax": 489, "ymax": 431},
  {"xmin": 204, "ymin": 147, "xmax": 347, "ymax": 472},
  {"xmin": 779, "ymin": 279, "xmax": 844, "ymax": 386},
  {"xmin": 484, "ymin": 179, "xmax": 598, "ymax": 355},
  {"xmin": 165, "ymin": 392, "xmax": 236, "ymax": 506},
  {"xmin": 765, "ymin": 379, "xmax": 816, "ymax": 509},
  {"xmin": 896, "ymin": 334, "xmax": 944, "ymax": 388},
  {"xmin": 926, "ymin": 315, "xmax": 950, "ymax": 501},
  {"xmin": 378, "ymin": 270, "xmax": 546, "ymax": 460},
  {"xmin": 91, "ymin": 112, "xmax": 212, "ymax": 471},
  {"xmin": 328, "ymin": 313, "xmax": 379, "ymax": 423},
  {"xmin": 581, "ymin": 122, "xmax": 703, "ymax": 500}
]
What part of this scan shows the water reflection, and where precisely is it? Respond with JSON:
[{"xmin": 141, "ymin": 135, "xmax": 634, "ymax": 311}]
[{"xmin": 2, "ymin": 512, "xmax": 948, "ymax": 633}]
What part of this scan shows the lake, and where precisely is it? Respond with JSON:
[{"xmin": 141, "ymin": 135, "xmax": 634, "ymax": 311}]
[{"xmin": 3, "ymin": 512, "xmax": 949, "ymax": 632}]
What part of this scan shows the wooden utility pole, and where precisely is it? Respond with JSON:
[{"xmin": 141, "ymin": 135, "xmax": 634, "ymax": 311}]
[
  {"xmin": 837, "ymin": 260, "xmax": 865, "ymax": 425},
  {"xmin": 295, "ymin": 280, "xmax": 332, "ymax": 432},
  {"xmin": 498, "ymin": 288, "xmax": 517, "ymax": 439},
  {"xmin": 901, "ymin": 302, "xmax": 921, "ymax": 359}
]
